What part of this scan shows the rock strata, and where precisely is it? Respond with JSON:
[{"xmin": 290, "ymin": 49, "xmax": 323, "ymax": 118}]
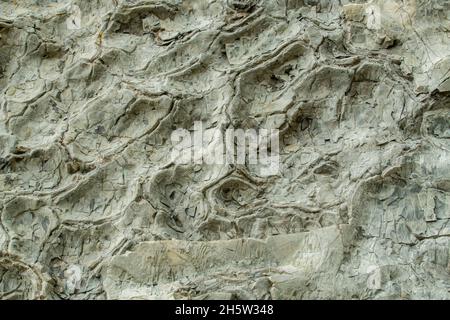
[{"xmin": 0, "ymin": 0, "xmax": 449, "ymax": 299}]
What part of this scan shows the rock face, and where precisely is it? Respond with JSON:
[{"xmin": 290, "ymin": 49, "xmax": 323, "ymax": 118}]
[{"xmin": 0, "ymin": 0, "xmax": 449, "ymax": 300}]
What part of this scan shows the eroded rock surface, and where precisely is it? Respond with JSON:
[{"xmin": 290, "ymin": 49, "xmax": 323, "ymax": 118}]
[{"xmin": 0, "ymin": 0, "xmax": 449, "ymax": 299}]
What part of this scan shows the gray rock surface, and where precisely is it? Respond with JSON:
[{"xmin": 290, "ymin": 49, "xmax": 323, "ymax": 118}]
[{"xmin": 0, "ymin": 0, "xmax": 449, "ymax": 299}]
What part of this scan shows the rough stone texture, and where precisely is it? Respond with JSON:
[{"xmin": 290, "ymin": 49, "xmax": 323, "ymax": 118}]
[{"xmin": 0, "ymin": 0, "xmax": 449, "ymax": 300}]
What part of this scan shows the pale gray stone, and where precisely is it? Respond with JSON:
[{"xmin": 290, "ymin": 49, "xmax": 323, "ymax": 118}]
[{"xmin": 0, "ymin": 0, "xmax": 449, "ymax": 300}]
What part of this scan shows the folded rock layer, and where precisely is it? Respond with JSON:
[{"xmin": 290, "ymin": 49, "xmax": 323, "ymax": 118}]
[{"xmin": 0, "ymin": 0, "xmax": 449, "ymax": 299}]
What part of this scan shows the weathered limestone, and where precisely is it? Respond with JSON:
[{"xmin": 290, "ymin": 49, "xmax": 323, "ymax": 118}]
[{"xmin": 0, "ymin": 0, "xmax": 449, "ymax": 299}]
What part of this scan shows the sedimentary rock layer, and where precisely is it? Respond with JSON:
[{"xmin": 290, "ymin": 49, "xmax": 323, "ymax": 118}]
[{"xmin": 0, "ymin": 0, "xmax": 449, "ymax": 299}]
